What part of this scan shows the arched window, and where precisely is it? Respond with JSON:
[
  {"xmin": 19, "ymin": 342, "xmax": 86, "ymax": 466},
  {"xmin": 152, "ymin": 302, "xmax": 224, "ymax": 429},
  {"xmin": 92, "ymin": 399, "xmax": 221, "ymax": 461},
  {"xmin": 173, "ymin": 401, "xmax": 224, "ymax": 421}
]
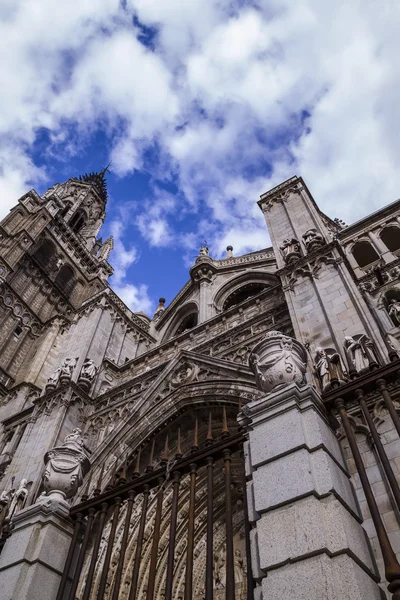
[
  {"xmin": 380, "ymin": 226, "xmax": 400, "ymax": 253},
  {"xmin": 223, "ymin": 282, "xmax": 268, "ymax": 311},
  {"xmin": 352, "ymin": 241, "xmax": 380, "ymax": 268},
  {"xmin": 33, "ymin": 240, "xmax": 56, "ymax": 269},
  {"xmin": 69, "ymin": 209, "xmax": 86, "ymax": 234},
  {"xmin": 55, "ymin": 265, "xmax": 76, "ymax": 297},
  {"xmin": 175, "ymin": 312, "xmax": 198, "ymax": 335}
]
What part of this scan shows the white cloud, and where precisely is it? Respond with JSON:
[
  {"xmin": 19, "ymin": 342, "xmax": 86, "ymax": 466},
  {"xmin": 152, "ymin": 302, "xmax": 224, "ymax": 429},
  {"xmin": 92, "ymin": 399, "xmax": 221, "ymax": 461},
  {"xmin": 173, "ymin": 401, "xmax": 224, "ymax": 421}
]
[
  {"xmin": 1, "ymin": 0, "xmax": 400, "ymax": 266},
  {"xmin": 113, "ymin": 282, "xmax": 154, "ymax": 315}
]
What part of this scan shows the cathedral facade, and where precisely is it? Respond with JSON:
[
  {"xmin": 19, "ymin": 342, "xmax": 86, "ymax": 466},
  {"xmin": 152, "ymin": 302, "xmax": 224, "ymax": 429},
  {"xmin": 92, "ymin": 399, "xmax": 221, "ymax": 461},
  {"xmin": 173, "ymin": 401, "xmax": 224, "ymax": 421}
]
[{"xmin": 0, "ymin": 174, "xmax": 400, "ymax": 599}]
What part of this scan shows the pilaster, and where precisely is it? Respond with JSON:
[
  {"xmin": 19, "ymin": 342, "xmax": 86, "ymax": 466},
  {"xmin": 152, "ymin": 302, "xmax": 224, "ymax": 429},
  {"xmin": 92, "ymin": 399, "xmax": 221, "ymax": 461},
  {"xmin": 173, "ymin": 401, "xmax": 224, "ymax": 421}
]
[
  {"xmin": 241, "ymin": 382, "xmax": 383, "ymax": 599},
  {"xmin": 0, "ymin": 499, "xmax": 74, "ymax": 600}
]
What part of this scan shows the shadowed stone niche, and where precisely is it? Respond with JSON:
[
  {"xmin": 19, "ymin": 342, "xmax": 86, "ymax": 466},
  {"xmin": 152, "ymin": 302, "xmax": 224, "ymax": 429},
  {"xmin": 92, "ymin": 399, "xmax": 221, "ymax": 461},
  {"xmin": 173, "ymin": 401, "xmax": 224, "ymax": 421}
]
[{"xmin": 241, "ymin": 332, "xmax": 382, "ymax": 599}]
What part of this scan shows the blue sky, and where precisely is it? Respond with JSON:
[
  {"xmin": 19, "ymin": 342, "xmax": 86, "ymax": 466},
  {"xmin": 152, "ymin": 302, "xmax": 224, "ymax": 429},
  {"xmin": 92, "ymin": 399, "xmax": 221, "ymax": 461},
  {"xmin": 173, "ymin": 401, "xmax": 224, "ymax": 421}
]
[{"xmin": 1, "ymin": 0, "xmax": 400, "ymax": 315}]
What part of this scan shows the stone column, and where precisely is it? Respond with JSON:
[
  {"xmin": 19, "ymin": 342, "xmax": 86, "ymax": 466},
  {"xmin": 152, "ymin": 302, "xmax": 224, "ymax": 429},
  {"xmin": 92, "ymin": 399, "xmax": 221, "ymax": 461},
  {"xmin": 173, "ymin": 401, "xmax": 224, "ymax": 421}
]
[
  {"xmin": 368, "ymin": 230, "xmax": 395, "ymax": 264},
  {"xmin": 243, "ymin": 332, "xmax": 382, "ymax": 599},
  {"xmin": 0, "ymin": 499, "xmax": 74, "ymax": 600}
]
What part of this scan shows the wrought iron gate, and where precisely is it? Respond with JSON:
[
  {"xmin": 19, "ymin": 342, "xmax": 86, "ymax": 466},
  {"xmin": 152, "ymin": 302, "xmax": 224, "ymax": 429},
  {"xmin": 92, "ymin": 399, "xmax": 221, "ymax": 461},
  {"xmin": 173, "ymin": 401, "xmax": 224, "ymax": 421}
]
[{"xmin": 56, "ymin": 407, "xmax": 253, "ymax": 600}]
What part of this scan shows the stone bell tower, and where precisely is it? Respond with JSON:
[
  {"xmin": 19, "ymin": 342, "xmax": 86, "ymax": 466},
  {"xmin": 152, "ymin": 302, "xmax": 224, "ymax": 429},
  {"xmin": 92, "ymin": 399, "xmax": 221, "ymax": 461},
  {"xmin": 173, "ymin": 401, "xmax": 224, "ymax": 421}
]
[
  {"xmin": 258, "ymin": 176, "xmax": 389, "ymax": 376},
  {"xmin": 0, "ymin": 169, "xmax": 114, "ymax": 392}
]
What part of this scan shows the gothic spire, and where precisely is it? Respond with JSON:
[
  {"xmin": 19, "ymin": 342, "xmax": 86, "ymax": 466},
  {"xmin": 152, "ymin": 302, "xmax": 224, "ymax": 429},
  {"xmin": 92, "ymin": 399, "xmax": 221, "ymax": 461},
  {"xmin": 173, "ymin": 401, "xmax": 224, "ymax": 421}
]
[{"xmin": 78, "ymin": 164, "xmax": 110, "ymax": 203}]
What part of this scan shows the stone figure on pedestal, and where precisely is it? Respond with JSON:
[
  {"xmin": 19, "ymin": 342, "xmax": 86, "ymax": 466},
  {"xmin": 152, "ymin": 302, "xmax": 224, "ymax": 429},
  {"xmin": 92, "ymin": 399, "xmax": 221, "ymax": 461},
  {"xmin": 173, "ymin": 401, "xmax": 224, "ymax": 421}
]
[
  {"xmin": 279, "ymin": 238, "xmax": 301, "ymax": 263},
  {"xmin": 78, "ymin": 358, "xmax": 97, "ymax": 391},
  {"xmin": 314, "ymin": 347, "xmax": 347, "ymax": 391},
  {"xmin": 8, "ymin": 478, "xmax": 28, "ymax": 518},
  {"xmin": 344, "ymin": 334, "xmax": 378, "ymax": 374},
  {"xmin": 302, "ymin": 228, "xmax": 325, "ymax": 253},
  {"xmin": 388, "ymin": 299, "xmax": 400, "ymax": 325}
]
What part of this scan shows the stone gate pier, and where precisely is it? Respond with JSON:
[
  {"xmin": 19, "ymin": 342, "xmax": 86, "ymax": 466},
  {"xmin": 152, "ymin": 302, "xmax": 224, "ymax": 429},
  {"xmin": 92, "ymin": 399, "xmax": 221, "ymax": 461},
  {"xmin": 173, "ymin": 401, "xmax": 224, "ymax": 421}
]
[{"xmin": 240, "ymin": 331, "xmax": 383, "ymax": 599}]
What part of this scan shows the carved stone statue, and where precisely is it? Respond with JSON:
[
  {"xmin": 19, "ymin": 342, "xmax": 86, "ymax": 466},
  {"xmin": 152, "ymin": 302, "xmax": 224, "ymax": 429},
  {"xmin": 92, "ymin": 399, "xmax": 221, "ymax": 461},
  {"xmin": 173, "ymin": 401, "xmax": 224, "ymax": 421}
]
[
  {"xmin": 279, "ymin": 238, "xmax": 301, "ymax": 263},
  {"xmin": 302, "ymin": 228, "xmax": 325, "ymax": 252},
  {"xmin": 8, "ymin": 479, "xmax": 28, "ymax": 517},
  {"xmin": 59, "ymin": 357, "xmax": 77, "ymax": 381},
  {"xmin": 46, "ymin": 365, "xmax": 62, "ymax": 388},
  {"xmin": 249, "ymin": 331, "xmax": 307, "ymax": 393},
  {"xmin": 43, "ymin": 427, "xmax": 90, "ymax": 501},
  {"xmin": 98, "ymin": 236, "xmax": 114, "ymax": 261},
  {"xmin": 78, "ymin": 358, "xmax": 97, "ymax": 391},
  {"xmin": 314, "ymin": 347, "xmax": 347, "ymax": 391},
  {"xmin": 386, "ymin": 333, "xmax": 400, "ymax": 355},
  {"xmin": 199, "ymin": 244, "xmax": 209, "ymax": 257},
  {"xmin": 388, "ymin": 299, "xmax": 400, "ymax": 326},
  {"xmin": 344, "ymin": 335, "xmax": 378, "ymax": 374}
]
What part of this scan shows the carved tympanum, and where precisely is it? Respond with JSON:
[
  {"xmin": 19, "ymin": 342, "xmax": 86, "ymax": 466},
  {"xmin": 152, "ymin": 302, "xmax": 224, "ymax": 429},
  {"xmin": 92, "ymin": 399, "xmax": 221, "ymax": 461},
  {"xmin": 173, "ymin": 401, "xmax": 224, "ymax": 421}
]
[
  {"xmin": 42, "ymin": 427, "xmax": 90, "ymax": 501},
  {"xmin": 249, "ymin": 331, "xmax": 307, "ymax": 393}
]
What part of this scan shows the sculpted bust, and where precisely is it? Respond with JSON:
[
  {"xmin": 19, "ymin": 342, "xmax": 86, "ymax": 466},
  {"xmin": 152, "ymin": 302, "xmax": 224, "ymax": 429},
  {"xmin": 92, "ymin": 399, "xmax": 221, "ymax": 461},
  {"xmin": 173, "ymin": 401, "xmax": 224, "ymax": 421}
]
[{"xmin": 302, "ymin": 228, "xmax": 325, "ymax": 252}]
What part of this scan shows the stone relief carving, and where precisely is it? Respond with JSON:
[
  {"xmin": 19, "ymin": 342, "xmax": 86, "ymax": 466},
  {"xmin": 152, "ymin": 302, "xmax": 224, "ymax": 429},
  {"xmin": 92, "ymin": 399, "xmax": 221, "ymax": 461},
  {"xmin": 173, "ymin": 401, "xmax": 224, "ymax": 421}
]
[
  {"xmin": 169, "ymin": 361, "xmax": 200, "ymax": 389},
  {"xmin": 42, "ymin": 427, "xmax": 90, "ymax": 501},
  {"xmin": 343, "ymin": 334, "xmax": 379, "ymax": 374},
  {"xmin": 249, "ymin": 331, "xmax": 307, "ymax": 393},
  {"xmin": 386, "ymin": 332, "xmax": 400, "ymax": 355},
  {"xmin": 302, "ymin": 228, "xmax": 325, "ymax": 253},
  {"xmin": 314, "ymin": 347, "xmax": 347, "ymax": 391},
  {"xmin": 0, "ymin": 478, "xmax": 30, "ymax": 530},
  {"xmin": 279, "ymin": 238, "xmax": 301, "ymax": 263}
]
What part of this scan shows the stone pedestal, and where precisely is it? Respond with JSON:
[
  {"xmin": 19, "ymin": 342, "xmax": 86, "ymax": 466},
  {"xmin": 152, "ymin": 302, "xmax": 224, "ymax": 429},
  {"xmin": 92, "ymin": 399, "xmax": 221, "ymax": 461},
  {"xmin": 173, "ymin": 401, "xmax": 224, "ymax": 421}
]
[
  {"xmin": 0, "ymin": 499, "xmax": 74, "ymax": 600},
  {"xmin": 240, "ymin": 382, "xmax": 384, "ymax": 600}
]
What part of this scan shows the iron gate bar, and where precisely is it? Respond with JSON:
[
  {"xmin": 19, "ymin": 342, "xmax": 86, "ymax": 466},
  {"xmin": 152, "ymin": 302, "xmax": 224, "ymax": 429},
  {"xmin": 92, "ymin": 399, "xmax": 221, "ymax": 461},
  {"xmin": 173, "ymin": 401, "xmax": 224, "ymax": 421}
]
[
  {"xmin": 205, "ymin": 456, "xmax": 214, "ymax": 600},
  {"xmin": 55, "ymin": 512, "xmax": 84, "ymax": 600},
  {"xmin": 97, "ymin": 496, "xmax": 122, "ymax": 600},
  {"xmin": 184, "ymin": 462, "xmax": 197, "ymax": 600},
  {"xmin": 223, "ymin": 448, "xmax": 235, "ymax": 600},
  {"xmin": 70, "ymin": 432, "xmax": 245, "ymax": 517},
  {"xmin": 146, "ymin": 477, "xmax": 165, "ymax": 600},
  {"xmin": 128, "ymin": 484, "xmax": 150, "ymax": 600},
  {"xmin": 356, "ymin": 388, "xmax": 400, "ymax": 511},
  {"xmin": 377, "ymin": 378, "xmax": 400, "ymax": 438},
  {"xmin": 111, "ymin": 490, "xmax": 136, "ymax": 600},
  {"xmin": 336, "ymin": 398, "xmax": 400, "ymax": 599},
  {"xmin": 82, "ymin": 502, "xmax": 108, "ymax": 600},
  {"xmin": 165, "ymin": 470, "xmax": 181, "ymax": 600},
  {"xmin": 68, "ymin": 507, "xmax": 96, "ymax": 600}
]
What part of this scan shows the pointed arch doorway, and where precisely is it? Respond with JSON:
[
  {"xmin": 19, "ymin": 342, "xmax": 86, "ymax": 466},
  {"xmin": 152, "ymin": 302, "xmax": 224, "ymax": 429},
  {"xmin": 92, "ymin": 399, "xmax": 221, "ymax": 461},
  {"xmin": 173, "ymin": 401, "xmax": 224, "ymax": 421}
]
[{"xmin": 57, "ymin": 402, "xmax": 254, "ymax": 600}]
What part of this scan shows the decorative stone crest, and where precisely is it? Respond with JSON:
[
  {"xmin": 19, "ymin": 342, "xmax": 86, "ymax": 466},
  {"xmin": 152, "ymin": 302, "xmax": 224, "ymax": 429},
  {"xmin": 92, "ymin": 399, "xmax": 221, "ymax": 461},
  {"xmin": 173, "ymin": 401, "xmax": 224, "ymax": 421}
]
[
  {"xmin": 169, "ymin": 361, "xmax": 199, "ymax": 389},
  {"xmin": 314, "ymin": 347, "xmax": 347, "ymax": 391},
  {"xmin": 42, "ymin": 428, "xmax": 90, "ymax": 502},
  {"xmin": 77, "ymin": 358, "xmax": 98, "ymax": 392},
  {"xmin": 249, "ymin": 331, "xmax": 307, "ymax": 393},
  {"xmin": 279, "ymin": 238, "xmax": 301, "ymax": 264},
  {"xmin": 302, "ymin": 228, "xmax": 325, "ymax": 253}
]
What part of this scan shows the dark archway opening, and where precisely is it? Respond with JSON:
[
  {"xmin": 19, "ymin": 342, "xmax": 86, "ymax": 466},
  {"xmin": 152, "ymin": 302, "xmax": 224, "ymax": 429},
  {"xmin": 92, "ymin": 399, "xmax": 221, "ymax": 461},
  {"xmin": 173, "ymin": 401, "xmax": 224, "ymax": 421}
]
[
  {"xmin": 352, "ymin": 241, "xmax": 380, "ymax": 268},
  {"xmin": 223, "ymin": 282, "xmax": 267, "ymax": 310},
  {"xmin": 381, "ymin": 226, "xmax": 400, "ymax": 253}
]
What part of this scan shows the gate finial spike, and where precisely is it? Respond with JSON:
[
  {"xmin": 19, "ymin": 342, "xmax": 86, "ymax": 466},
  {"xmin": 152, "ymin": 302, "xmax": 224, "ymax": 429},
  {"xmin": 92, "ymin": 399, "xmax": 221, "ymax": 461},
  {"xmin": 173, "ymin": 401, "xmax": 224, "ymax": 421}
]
[
  {"xmin": 106, "ymin": 458, "xmax": 118, "ymax": 491},
  {"xmin": 206, "ymin": 411, "xmax": 213, "ymax": 446},
  {"xmin": 133, "ymin": 446, "xmax": 141, "ymax": 478},
  {"xmin": 118, "ymin": 457, "xmax": 128, "ymax": 485},
  {"xmin": 147, "ymin": 438, "xmax": 156, "ymax": 472},
  {"xmin": 191, "ymin": 419, "xmax": 199, "ymax": 452},
  {"xmin": 94, "ymin": 461, "xmax": 106, "ymax": 496},
  {"xmin": 176, "ymin": 427, "xmax": 183, "ymax": 459},
  {"xmin": 160, "ymin": 434, "xmax": 169, "ymax": 466},
  {"xmin": 222, "ymin": 406, "xmax": 230, "ymax": 438},
  {"xmin": 81, "ymin": 468, "xmax": 93, "ymax": 501}
]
